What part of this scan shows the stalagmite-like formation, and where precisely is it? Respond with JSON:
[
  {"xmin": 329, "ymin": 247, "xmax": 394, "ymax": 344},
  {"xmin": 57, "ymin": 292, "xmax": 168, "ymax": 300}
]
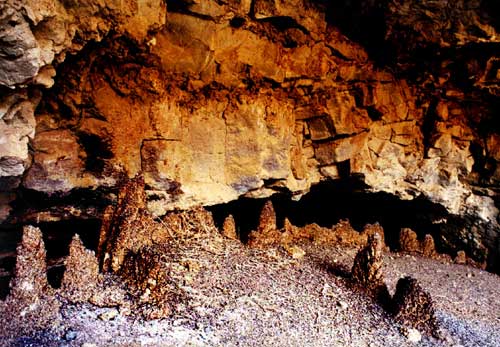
[
  {"xmin": 0, "ymin": 226, "xmax": 60, "ymax": 337},
  {"xmin": 392, "ymin": 276, "xmax": 439, "ymax": 337},
  {"xmin": 98, "ymin": 176, "xmax": 169, "ymax": 272},
  {"xmin": 248, "ymin": 200, "xmax": 281, "ymax": 247},
  {"xmin": 351, "ymin": 232, "xmax": 388, "ymax": 301},
  {"xmin": 60, "ymin": 233, "xmax": 100, "ymax": 303},
  {"xmin": 222, "ymin": 214, "xmax": 238, "ymax": 240}
]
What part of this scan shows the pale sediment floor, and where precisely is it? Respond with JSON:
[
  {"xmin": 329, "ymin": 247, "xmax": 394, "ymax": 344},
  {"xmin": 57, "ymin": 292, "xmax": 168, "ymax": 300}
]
[{"xmin": 1, "ymin": 240, "xmax": 498, "ymax": 347}]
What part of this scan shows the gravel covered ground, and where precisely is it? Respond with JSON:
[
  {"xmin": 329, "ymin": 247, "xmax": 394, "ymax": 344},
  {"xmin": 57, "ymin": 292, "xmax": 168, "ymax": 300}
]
[{"xmin": 2, "ymin": 237, "xmax": 499, "ymax": 347}]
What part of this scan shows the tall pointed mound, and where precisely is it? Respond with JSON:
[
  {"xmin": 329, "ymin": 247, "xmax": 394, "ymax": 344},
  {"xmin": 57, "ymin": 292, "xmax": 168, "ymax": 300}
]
[
  {"xmin": 0, "ymin": 225, "xmax": 60, "ymax": 337},
  {"xmin": 351, "ymin": 232, "xmax": 388, "ymax": 301},
  {"xmin": 60, "ymin": 233, "xmax": 100, "ymax": 303},
  {"xmin": 248, "ymin": 200, "xmax": 281, "ymax": 247},
  {"xmin": 258, "ymin": 200, "xmax": 277, "ymax": 234},
  {"xmin": 399, "ymin": 228, "xmax": 420, "ymax": 253},
  {"xmin": 392, "ymin": 276, "xmax": 439, "ymax": 337},
  {"xmin": 98, "ymin": 175, "xmax": 168, "ymax": 272},
  {"xmin": 9, "ymin": 225, "xmax": 48, "ymax": 298},
  {"xmin": 222, "ymin": 214, "xmax": 238, "ymax": 240}
]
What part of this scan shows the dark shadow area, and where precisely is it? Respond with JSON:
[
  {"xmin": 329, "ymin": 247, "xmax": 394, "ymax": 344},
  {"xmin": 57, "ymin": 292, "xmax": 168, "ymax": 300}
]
[
  {"xmin": 209, "ymin": 178, "xmax": 450, "ymax": 251},
  {"xmin": 257, "ymin": 16, "xmax": 309, "ymax": 34},
  {"xmin": 322, "ymin": 0, "xmax": 393, "ymax": 67},
  {"xmin": 38, "ymin": 219, "xmax": 101, "ymax": 261},
  {"xmin": 77, "ymin": 132, "xmax": 114, "ymax": 175},
  {"xmin": 7, "ymin": 187, "xmax": 114, "ymax": 224},
  {"xmin": 47, "ymin": 265, "xmax": 65, "ymax": 289}
]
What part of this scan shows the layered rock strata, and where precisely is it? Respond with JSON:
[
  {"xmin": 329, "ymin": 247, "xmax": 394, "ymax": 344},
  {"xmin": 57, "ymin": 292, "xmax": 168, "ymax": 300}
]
[{"xmin": 0, "ymin": 0, "xmax": 499, "ymax": 269}]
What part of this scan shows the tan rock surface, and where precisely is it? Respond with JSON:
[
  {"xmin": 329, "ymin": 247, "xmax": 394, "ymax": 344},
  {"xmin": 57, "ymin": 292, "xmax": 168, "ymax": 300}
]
[{"xmin": 0, "ymin": 0, "xmax": 498, "ymax": 269}]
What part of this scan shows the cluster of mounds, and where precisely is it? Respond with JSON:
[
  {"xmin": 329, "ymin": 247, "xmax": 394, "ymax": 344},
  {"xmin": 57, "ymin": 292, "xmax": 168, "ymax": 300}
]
[
  {"xmin": 0, "ymin": 177, "xmax": 496, "ymax": 345},
  {"xmin": 398, "ymin": 228, "xmax": 486, "ymax": 269}
]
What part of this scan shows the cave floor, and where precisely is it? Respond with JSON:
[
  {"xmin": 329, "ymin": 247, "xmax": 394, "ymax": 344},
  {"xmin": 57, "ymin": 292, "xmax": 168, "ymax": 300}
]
[{"xmin": 2, "ymin": 239, "xmax": 499, "ymax": 347}]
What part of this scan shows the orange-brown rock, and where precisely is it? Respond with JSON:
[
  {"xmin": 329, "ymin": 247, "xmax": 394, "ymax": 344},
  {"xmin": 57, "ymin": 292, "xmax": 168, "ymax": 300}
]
[
  {"xmin": 222, "ymin": 214, "xmax": 238, "ymax": 240},
  {"xmin": 361, "ymin": 223, "xmax": 387, "ymax": 249},
  {"xmin": 248, "ymin": 200, "xmax": 281, "ymax": 247},
  {"xmin": 98, "ymin": 176, "xmax": 169, "ymax": 272},
  {"xmin": 0, "ymin": 0, "xmax": 499, "ymax": 271},
  {"xmin": 399, "ymin": 228, "xmax": 420, "ymax": 253},
  {"xmin": 120, "ymin": 246, "xmax": 177, "ymax": 320},
  {"xmin": 399, "ymin": 229, "xmax": 441, "ymax": 259},
  {"xmin": 422, "ymin": 234, "xmax": 437, "ymax": 258},
  {"xmin": 258, "ymin": 200, "xmax": 277, "ymax": 234}
]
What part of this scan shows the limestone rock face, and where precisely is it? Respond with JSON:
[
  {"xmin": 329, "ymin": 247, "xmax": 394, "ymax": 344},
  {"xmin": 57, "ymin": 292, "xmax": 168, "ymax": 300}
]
[{"xmin": 0, "ymin": 0, "xmax": 499, "ymax": 269}]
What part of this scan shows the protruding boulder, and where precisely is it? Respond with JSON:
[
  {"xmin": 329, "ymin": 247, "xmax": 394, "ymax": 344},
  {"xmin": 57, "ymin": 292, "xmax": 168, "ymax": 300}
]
[
  {"xmin": 61, "ymin": 234, "xmax": 100, "ymax": 303},
  {"xmin": 222, "ymin": 214, "xmax": 238, "ymax": 240},
  {"xmin": 392, "ymin": 276, "xmax": 439, "ymax": 337}
]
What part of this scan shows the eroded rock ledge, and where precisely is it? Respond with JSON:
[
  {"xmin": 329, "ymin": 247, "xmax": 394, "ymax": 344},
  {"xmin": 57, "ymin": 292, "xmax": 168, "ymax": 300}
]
[{"xmin": 0, "ymin": 0, "xmax": 499, "ymax": 269}]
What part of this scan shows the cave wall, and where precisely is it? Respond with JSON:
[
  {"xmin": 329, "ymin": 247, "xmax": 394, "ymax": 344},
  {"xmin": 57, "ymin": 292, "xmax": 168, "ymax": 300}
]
[{"xmin": 1, "ymin": 0, "xmax": 500, "ymax": 267}]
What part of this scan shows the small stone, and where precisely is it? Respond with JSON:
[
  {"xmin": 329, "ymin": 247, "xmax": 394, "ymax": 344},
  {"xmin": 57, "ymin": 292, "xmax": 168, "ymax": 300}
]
[
  {"xmin": 454, "ymin": 250, "xmax": 467, "ymax": 265},
  {"xmin": 81, "ymin": 343, "xmax": 97, "ymax": 347},
  {"xmin": 98, "ymin": 308, "xmax": 118, "ymax": 321},
  {"xmin": 64, "ymin": 329, "xmax": 77, "ymax": 341},
  {"xmin": 284, "ymin": 245, "xmax": 305, "ymax": 259},
  {"xmin": 405, "ymin": 328, "xmax": 422, "ymax": 343},
  {"xmin": 337, "ymin": 301, "xmax": 348, "ymax": 310}
]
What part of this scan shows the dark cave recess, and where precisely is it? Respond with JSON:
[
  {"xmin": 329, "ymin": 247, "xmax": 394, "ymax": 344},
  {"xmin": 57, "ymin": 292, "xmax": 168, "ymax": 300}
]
[
  {"xmin": 208, "ymin": 177, "xmax": 450, "ymax": 251},
  {"xmin": 0, "ymin": 177, "xmax": 497, "ymax": 299}
]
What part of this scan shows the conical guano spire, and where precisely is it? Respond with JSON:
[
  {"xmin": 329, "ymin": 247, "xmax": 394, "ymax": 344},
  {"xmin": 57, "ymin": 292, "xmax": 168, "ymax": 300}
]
[{"xmin": 61, "ymin": 233, "xmax": 100, "ymax": 302}]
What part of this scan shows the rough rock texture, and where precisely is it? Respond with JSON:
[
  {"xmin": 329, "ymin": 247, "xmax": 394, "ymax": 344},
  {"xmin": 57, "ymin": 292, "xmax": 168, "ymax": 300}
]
[
  {"xmin": 222, "ymin": 214, "xmax": 238, "ymax": 240},
  {"xmin": 399, "ymin": 228, "xmax": 423, "ymax": 253},
  {"xmin": 0, "ymin": 0, "xmax": 499, "ymax": 270},
  {"xmin": 248, "ymin": 200, "xmax": 280, "ymax": 247},
  {"xmin": 0, "ymin": 226, "xmax": 60, "ymax": 337},
  {"xmin": 98, "ymin": 175, "xmax": 169, "ymax": 272},
  {"xmin": 392, "ymin": 276, "xmax": 439, "ymax": 338},
  {"xmin": 60, "ymin": 234, "xmax": 100, "ymax": 303},
  {"xmin": 351, "ymin": 232, "xmax": 388, "ymax": 301}
]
